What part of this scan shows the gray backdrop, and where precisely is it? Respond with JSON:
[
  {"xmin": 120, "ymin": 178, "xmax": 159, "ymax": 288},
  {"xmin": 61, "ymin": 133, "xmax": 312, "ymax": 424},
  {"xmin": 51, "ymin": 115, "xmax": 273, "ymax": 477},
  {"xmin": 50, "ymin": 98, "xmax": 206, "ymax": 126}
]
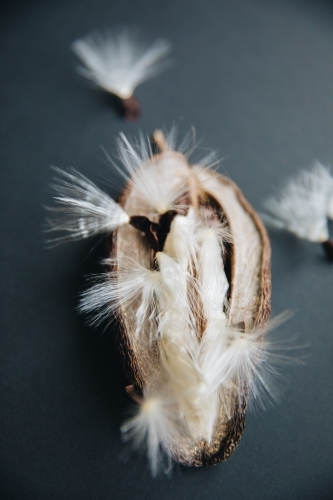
[{"xmin": 1, "ymin": 0, "xmax": 333, "ymax": 498}]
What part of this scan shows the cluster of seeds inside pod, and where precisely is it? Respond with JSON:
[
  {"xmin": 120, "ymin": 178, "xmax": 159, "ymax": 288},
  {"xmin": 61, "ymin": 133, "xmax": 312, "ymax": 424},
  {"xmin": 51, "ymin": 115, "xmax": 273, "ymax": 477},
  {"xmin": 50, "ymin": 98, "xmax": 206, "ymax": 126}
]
[
  {"xmin": 48, "ymin": 131, "xmax": 275, "ymax": 475},
  {"xmin": 123, "ymin": 194, "xmax": 233, "ymax": 341},
  {"xmin": 118, "ymin": 193, "xmax": 240, "ymax": 449}
]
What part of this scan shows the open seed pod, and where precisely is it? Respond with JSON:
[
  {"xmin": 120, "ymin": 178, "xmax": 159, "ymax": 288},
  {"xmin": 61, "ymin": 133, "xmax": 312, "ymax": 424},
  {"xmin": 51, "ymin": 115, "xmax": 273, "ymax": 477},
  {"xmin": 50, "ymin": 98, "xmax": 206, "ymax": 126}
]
[
  {"xmin": 47, "ymin": 129, "xmax": 271, "ymax": 474},
  {"xmin": 111, "ymin": 130, "xmax": 271, "ymax": 469}
]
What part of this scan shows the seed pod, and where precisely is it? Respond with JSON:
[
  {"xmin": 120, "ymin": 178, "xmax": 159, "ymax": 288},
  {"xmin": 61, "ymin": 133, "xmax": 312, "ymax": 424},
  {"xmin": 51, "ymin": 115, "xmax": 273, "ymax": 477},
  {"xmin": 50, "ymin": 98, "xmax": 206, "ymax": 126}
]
[
  {"xmin": 111, "ymin": 130, "xmax": 271, "ymax": 467},
  {"xmin": 47, "ymin": 129, "xmax": 272, "ymax": 473}
]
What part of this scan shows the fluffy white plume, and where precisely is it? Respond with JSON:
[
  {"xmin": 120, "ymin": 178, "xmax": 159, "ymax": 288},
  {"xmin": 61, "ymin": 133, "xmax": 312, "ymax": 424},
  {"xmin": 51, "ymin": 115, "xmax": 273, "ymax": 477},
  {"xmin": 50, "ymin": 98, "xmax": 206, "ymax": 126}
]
[
  {"xmin": 79, "ymin": 253, "xmax": 197, "ymax": 338},
  {"xmin": 103, "ymin": 128, "xmax": 221, "ymax": 215},
  {"xmin": 216, "ymin": 315, "xmax": 298, "ymax": 410},
  {"xmin": 306, "ymin": 162, "xmax": 333, "ymax": 220},
  {"xmin": 121, "ymin": 391, "xmax": 179, "ymax": 477},
  {"xmin": 108, "ymin": 133, "xmax": 190, "ymax": 214},
  {"xmin": 72, "ymin": 30, "xmax": 171, "ymax": 99},
  {"xmin": 194, "ymin": 316, "xmax": 299, "ymax": 429},
  {"xmin": 46, "ymin": 168, "xmax": 130, "ymax": 244},
  {"xmin": 79, "ymin": 260, "xmax": 160, "ymax": 333},
  {"xmin": 263, "ymin": 163, "xmax": 333, "ymax": 242}
]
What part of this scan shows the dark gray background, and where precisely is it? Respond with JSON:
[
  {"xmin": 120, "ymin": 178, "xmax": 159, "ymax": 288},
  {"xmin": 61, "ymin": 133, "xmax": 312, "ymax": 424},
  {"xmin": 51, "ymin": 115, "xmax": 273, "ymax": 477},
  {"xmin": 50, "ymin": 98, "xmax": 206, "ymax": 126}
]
[{"xmin": 1, "ymin": 0, "xmax": 333, "ymax": 498}]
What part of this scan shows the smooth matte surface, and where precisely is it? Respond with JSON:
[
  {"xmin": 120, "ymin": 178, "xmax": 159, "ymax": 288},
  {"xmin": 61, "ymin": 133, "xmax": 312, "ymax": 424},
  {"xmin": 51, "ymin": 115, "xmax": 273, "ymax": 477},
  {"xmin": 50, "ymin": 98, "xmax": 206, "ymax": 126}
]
[{"xmin": 1, "ymin": 0, "xmax": 333, "ymax": 498}]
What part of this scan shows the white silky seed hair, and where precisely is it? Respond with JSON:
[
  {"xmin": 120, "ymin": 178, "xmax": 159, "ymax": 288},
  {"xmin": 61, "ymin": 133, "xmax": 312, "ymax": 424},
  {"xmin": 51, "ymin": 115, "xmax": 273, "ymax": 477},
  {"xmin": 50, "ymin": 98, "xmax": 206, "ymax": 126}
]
[
  {"xmin": 46, "ymin": 130, "xmax": 192, "ymax": 246},
  {"xmin": 309, "ymin": 162, "xmax": 333, "ymax": 220},
  {"xmin": 262, "ymin": 162, "xmax": 333, "ymax": 242},
  {"xmin": 121, "ymin": 391, "xmax": 178, "ymax": 477},
  {"xmin": 79, "ymin": 260, "xmax": 160, "ymax": 329},
  {"xmin": 113, "ymin": 133, "xmax": 190, "ymax": 214},
  {"xmin": 46, "ymin": 167, "xmax": 130, "ymax": 244},
  {"xmin": 72, "ymin": 30, "xmax": 172, "ymax": 99}
]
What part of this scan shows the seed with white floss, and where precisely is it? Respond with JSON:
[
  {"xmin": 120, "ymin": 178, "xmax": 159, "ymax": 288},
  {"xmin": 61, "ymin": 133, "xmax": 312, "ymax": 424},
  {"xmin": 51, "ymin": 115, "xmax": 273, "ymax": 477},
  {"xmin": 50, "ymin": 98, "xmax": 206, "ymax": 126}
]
[
  {"xmin": 106, "ymin": 133, "xmax": 189, "ymax": 214},
  {"xmin": 262, "ymin": 164, "xmax": 332, "ymax": 242},
  {"xmin": 79, "ymin": 261, "xmax": 160, "ymax": 334},
  {"xmin": 72, "ymin": 30, "xmax": 171, "ymax": 120},
  {"xmin": 263, "ymin": 163, "xmax": 333, "ymax": 261},
  {"xmin": 46, "ymin": 131, "xmax": 190, "ymax": 245},
  {"xmin": 121, "ymin": 393, "xmax": 178, "ymax": 477},
  {"xmin": 46, "ymin": 167, "xmax": 130, "ymax": 245},
  {"xmin": 218, "ymin": 322, "xmax": 291, "ymax": 410}
]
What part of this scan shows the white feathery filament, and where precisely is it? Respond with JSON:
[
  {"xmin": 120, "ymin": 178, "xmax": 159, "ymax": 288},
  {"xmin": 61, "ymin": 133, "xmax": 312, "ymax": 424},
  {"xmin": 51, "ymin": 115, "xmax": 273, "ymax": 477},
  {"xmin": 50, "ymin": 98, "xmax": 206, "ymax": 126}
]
[
  {"xmin": 72, "ymin": 30, "xmax": 171, "ymax": 99},
  {"xmin": 113, "ymin": 133, "xmax": 190, "ymax": 214},
  {"xmin": 46, "ymin": 168, "xmax": 130, "ymax": 244},
  {"xmin": 263, "ymin": 162, "xmax": 333, "ymax": 242},
  {"xmin": 121, "ymin": 392, "xmax": 176, "ymax": 477}
]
